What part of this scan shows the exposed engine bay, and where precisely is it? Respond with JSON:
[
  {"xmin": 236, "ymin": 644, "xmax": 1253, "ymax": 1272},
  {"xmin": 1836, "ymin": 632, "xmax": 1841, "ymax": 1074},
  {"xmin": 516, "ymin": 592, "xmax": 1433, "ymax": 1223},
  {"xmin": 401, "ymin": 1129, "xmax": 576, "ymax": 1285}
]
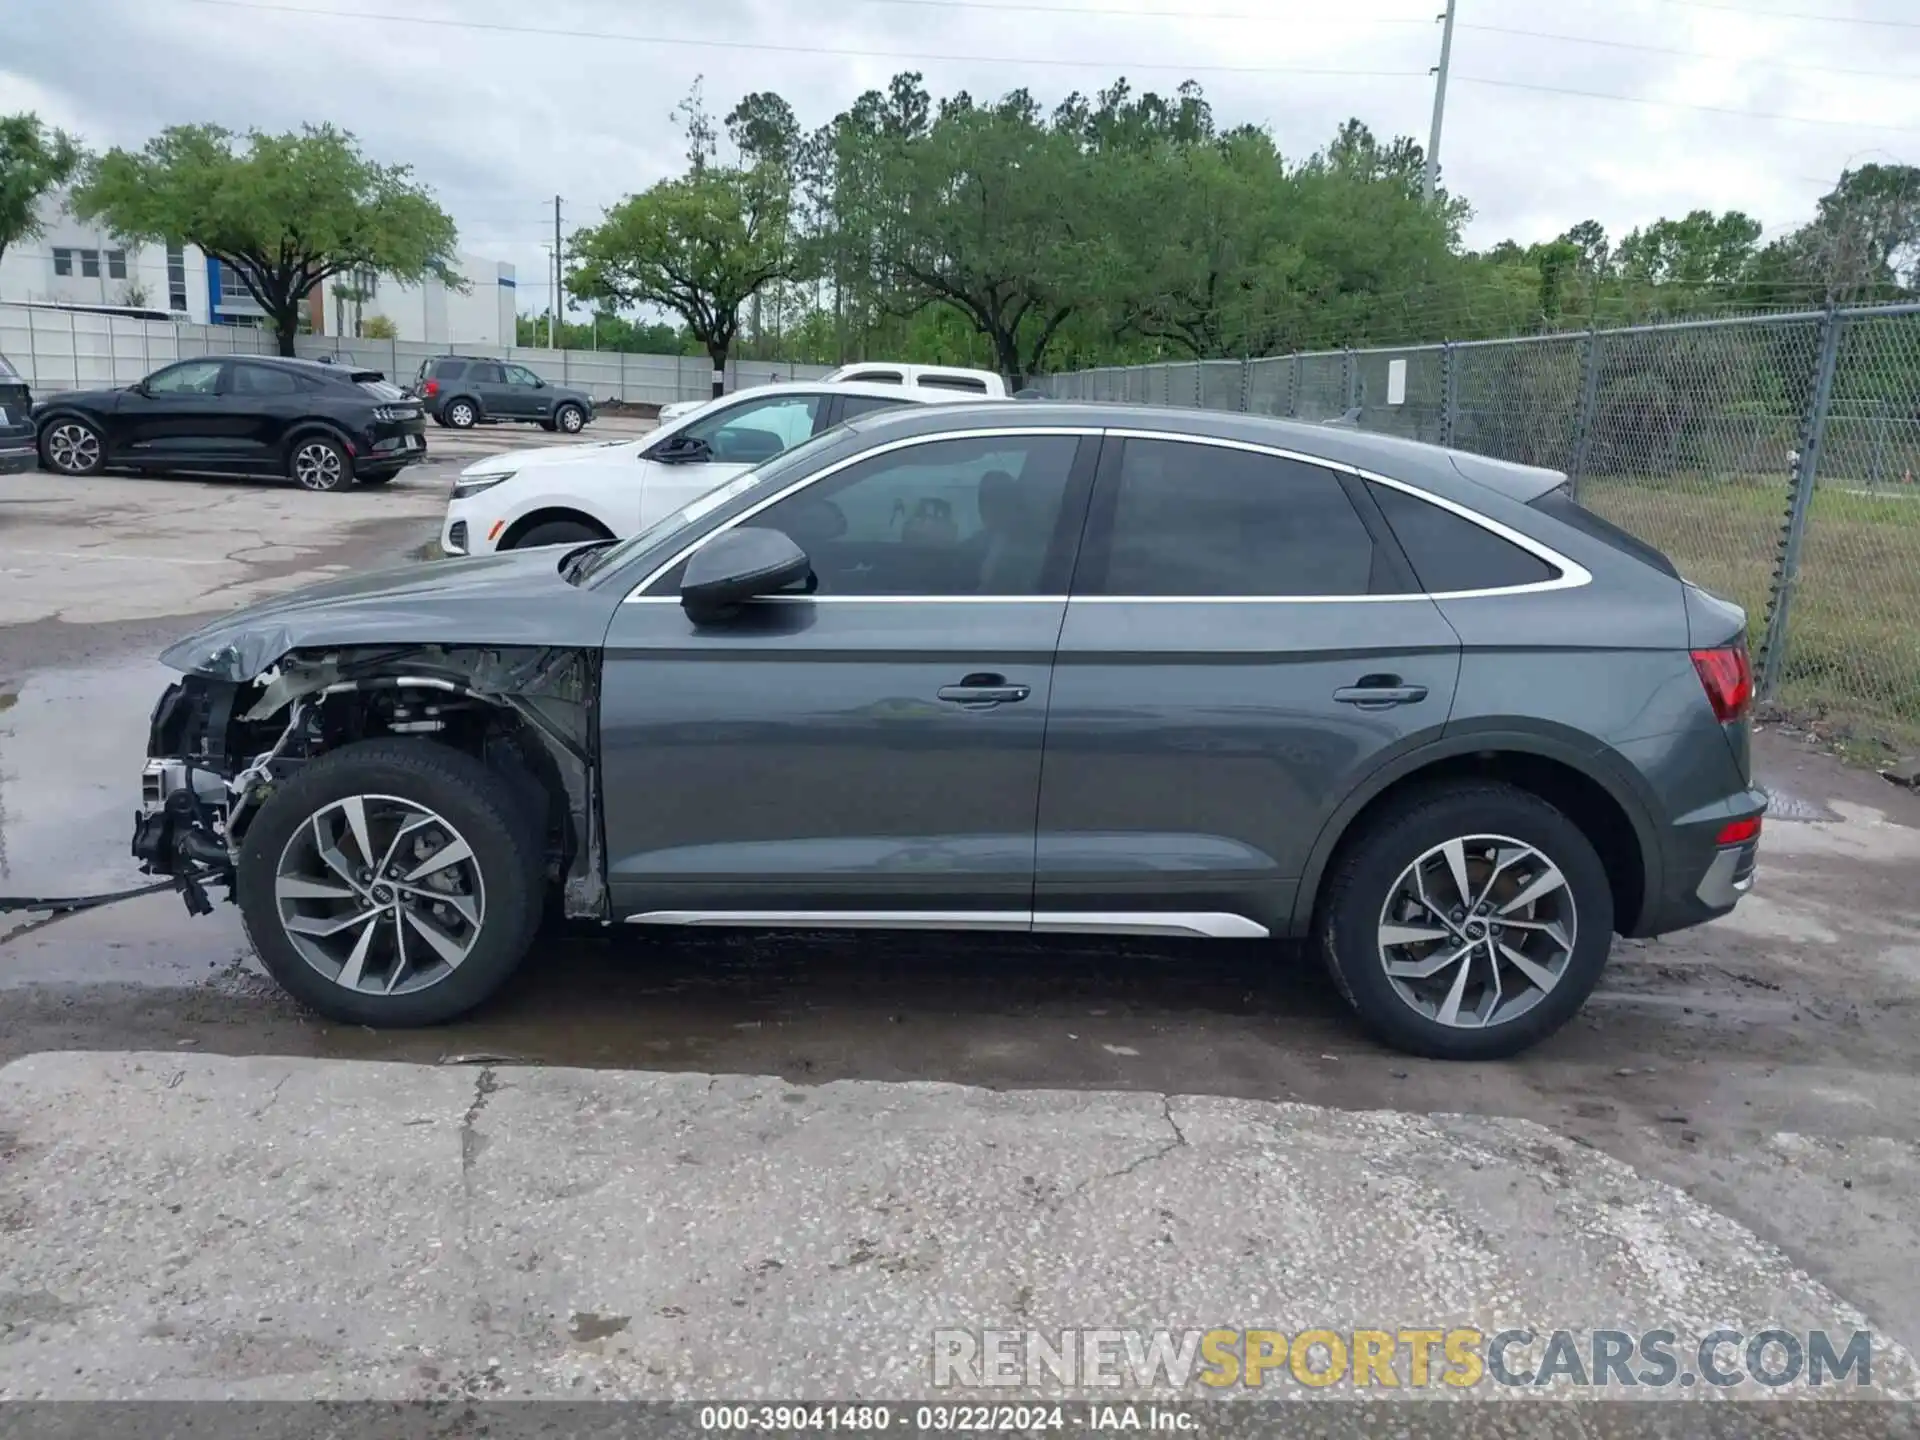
[{"xmin": 132, "ymin": 644, "xmax": 605, "ymax": 919}]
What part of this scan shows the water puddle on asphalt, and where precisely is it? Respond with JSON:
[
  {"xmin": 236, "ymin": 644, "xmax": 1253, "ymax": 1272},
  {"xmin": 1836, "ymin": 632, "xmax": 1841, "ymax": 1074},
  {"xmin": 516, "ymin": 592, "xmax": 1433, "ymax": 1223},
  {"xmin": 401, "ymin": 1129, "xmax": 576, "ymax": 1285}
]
[{"xmin": 0, "ymin": 653, "xmax": 178, "ymax": 898}]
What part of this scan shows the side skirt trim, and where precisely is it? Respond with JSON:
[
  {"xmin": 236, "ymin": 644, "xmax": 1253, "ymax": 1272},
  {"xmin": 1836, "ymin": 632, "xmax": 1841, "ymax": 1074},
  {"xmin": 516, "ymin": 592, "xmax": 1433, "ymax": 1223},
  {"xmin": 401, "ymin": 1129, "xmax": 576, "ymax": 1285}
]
[{"xmin": 624, "ymin": 910, "xmax": 1270, "ymax": 939}]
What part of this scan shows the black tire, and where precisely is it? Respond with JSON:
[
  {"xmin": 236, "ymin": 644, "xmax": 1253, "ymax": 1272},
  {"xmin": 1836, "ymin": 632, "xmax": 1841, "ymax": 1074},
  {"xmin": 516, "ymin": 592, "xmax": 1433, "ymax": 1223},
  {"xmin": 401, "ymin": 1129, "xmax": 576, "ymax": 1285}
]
[
  {"xmin": 554, "ymin": 403, "xmax": 586, "ymax": 435},
  {"xmin": 509, "ymin": 519, "xmax": 608, "ymax": 549},
  {"xmin": 39, "ymin": 417, "xmax": 106, "ymax": 476},
  {"xmin": 443, "ymin": 397, "xmax": 480, "ymax": 429},
  {"xmin": 539, "ymin": 418, "xmax": 558, "ymax": 432},
  {"xmin": 237, "ymin": 739, "xmax": 545, "ymax": 1027},
  {"xmin": 357, "ymin": 468, "xmax": 401, "ymax": 485},
  {"xmin": 432, "ymin": 415, "xmax": 450, "ymax": 429},
  {"xmin": 288, "ymin": 434, "xmax": 352, "ymax": 492},
  {"xmin": 1314, "ymin": 782, "xmax": 1614, "ymax": 1061}
]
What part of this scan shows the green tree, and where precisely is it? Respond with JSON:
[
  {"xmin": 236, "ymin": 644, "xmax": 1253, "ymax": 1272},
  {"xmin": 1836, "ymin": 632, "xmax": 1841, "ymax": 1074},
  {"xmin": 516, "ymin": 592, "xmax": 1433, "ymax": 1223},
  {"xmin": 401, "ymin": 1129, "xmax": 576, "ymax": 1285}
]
[
  {"xmin": 568, "ymin": 164, "xmax": 798, "ymax": 386},
  {"xmin": 0, "ymin": 113, "xmax": 82, "ymax": 268},
  {"xmin": 1614, "ymin": 210, "xmax": 1761, "ymax": 291},
  {"xmin": 72, "ymin": 124, "xmax": 459, "ymax": 355}
]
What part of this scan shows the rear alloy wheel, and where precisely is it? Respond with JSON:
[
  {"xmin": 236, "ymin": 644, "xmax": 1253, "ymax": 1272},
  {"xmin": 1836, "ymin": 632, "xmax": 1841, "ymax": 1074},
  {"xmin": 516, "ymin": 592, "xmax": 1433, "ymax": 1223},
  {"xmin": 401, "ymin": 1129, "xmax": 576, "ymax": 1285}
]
[
  {"xmin": 1316, "ymin": 782, "xmax": 1613, "ymax": 1060},
  {"xmin": 290, "ymin": 436, "xmax": 351, "ymax": 492},
  {"xmin": 554, "ymin": 403, "xmax": 586, "ymax": 434},
  {"xmin": 444, "ymin": 399, "xmax": 478, "ymax": 429},
  {"xmin": 237, "ymin": 739, "xmax": 543, "ymax": 1027},
  {"xmin": 41, "ymin": 419, "xmax": 105, "ymax": 476}
]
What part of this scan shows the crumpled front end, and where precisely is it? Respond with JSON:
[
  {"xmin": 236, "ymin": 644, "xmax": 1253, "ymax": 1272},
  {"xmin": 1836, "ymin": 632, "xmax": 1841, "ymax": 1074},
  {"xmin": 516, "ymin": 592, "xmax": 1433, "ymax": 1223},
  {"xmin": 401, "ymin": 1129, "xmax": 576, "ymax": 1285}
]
[{"xmin": 132, "ymin": 644, "xmax": 606, "ymax": 921}]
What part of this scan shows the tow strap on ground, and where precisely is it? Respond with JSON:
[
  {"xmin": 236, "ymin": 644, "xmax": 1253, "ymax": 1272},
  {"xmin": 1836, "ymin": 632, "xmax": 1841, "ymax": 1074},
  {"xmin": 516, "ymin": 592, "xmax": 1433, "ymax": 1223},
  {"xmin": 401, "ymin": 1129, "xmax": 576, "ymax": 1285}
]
[{"xmin": 0, "ymin": 878, "xmax": 197, "ymax": 916}]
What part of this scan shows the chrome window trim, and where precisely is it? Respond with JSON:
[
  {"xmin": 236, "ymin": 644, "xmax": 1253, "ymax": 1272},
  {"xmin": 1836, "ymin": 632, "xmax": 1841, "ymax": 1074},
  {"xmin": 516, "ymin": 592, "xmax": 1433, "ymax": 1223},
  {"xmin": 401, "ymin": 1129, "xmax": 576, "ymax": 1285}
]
[
  {"xmin": 623, "ymin": 423, "xmax": 1593, "ymax": 604},
  {"xmin": 625, "ymin": 426, "xmax": 1102, "ymax": 601},
  {"xmin": 1100, "ymin": 428, "xmax": 1592, "ymax": 601}
]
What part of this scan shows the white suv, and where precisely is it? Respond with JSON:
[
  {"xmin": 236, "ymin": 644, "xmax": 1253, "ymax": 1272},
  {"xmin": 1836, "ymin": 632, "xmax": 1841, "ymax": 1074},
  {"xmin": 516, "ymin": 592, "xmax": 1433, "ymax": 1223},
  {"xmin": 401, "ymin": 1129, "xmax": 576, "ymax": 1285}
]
[{"xmin": 442, "ymin": 381, "xmax": 983, "ymax": 556}]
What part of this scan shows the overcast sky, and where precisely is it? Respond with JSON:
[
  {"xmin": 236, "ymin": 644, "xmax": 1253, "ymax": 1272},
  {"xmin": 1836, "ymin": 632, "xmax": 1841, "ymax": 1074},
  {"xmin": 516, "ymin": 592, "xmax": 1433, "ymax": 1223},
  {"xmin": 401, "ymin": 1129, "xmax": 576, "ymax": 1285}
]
[{"xmin": 5, "ymin": 0, "xmax": 1917, "ymax": 318}]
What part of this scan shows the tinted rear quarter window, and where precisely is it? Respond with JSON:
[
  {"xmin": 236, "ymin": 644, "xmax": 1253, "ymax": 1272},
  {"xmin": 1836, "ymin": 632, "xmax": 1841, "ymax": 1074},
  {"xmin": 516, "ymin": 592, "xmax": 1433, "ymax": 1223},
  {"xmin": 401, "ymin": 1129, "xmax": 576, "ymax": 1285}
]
[
  {"xmin": 434, "ymin": 359, "xmax": 469, "ymax": 379},
  {"xmin": 1092, "ymin": 439, "xmax": 1379, "ymax": 597},
  {"xmin": 1367, "ymin": 482, "xmax": 1557, "ymax": 593}
]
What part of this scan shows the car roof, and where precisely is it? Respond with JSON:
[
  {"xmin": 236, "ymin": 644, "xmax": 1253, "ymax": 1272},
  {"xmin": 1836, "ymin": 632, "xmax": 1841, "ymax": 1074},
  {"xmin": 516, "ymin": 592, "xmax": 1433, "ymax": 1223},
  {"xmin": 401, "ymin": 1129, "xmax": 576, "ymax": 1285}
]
[
  {"xmin": 223, "ymin": 355, "xmax": 371, "ymax": 379},
  {"xmin": 835, "ymin": 399, "xmax": 1570, "ymax": 506}
]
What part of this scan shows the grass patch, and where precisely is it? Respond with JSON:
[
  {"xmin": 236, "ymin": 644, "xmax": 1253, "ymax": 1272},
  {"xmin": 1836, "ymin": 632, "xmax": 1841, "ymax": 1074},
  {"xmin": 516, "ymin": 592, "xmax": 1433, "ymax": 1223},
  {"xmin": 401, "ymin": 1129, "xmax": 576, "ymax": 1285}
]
[{"xmin": 1579, "ymin": 474, "xmax": 1920, "ymax": 753}]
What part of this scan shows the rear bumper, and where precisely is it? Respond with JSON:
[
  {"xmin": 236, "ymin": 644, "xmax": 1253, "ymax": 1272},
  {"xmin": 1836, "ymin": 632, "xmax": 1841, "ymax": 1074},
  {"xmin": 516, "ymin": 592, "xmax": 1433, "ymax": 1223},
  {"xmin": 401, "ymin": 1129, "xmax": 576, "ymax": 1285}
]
[
  {"xmin": 1627, "ymin": 784, "xmax": 1767, "ymax": 938},
  {"xmin": 359, "ymin": 419, "xmax": 428, "ymax": 467}
]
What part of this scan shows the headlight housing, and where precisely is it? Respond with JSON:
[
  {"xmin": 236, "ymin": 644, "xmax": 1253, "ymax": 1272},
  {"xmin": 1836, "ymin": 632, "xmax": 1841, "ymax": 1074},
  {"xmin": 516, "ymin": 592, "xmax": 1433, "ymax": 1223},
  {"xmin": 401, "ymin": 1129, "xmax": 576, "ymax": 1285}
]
[{"xmin": 451, "ymin": 471, "xmax": 513, "ymax": 499}]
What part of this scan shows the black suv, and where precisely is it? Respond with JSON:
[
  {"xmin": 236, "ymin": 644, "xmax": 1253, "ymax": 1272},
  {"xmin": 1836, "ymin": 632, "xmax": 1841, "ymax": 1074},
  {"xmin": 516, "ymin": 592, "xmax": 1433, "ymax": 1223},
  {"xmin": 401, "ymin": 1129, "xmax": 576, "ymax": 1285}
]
[
  {"xmin": 0, "ymin": 353, "xmax": 33, "ymax": 474},
  {"xmin": 411, "ymin": 356, "xmax": 594, "ymax": 434},
  {"xmin": 32, "ymin": 356, "xmax": 428, "ymax": 492}
]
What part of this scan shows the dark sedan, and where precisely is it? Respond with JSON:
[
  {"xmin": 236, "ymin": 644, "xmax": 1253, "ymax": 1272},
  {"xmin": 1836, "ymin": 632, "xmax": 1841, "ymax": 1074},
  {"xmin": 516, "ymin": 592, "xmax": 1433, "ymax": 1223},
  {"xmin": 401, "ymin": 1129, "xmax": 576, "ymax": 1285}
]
[
  {"xmin": 32, "ymin": 355, "xmax": 428, "ymax": 492},
  {"xmin": 0, "ymin": 353, "xmax": 35, "ymax": 474},
  {"xmin": 130, "ymin": 401, "xmax": 1764, "ymax": 1059}
]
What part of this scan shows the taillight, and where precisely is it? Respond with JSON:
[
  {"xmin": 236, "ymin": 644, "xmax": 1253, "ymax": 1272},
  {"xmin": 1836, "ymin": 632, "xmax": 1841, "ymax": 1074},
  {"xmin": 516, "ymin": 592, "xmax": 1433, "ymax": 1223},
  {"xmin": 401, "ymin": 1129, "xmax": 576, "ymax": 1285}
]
[
  {"xmin": 1691, "ymin": 645, "xmax": 1753, "ymax": 724},
  {"xmin": 1716, "ymin": 816, "xmax": 1762, "ymax": 846},
  {"xmin": 423, "ymin": 379, "xmax": 440, "ymax": 398}
]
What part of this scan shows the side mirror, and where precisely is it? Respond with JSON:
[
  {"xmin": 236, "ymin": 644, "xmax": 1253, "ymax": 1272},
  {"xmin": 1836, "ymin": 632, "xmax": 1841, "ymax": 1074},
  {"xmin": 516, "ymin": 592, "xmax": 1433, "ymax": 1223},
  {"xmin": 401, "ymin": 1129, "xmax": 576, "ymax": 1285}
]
[
  {"xmin": 652, "ymin": 434, "xmax": 713, "ymax": 466},
  {"xmin": 680, "ymin": 527, "xmax": 811, "ymax": 619}
]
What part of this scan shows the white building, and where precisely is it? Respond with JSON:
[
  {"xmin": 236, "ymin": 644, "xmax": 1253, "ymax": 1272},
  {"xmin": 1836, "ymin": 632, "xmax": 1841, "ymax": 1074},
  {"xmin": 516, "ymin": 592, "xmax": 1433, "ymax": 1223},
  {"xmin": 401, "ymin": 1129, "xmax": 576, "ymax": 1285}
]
[
  {"xmin": 0, "ymin": 192, "xmax": 514, "ymax": 344},
  {"xmin": 313, "ymin": 254, "xmax": 517, "ymax": 347},
  {"xmin": 0, "ymin": 192, "xmax": 211, "ymax": 321}
]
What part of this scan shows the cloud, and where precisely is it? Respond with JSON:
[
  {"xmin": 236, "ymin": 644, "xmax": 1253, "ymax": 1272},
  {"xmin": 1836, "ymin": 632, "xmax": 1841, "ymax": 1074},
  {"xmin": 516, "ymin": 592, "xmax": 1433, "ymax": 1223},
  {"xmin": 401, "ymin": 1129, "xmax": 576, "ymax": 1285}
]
[{"xmin": 7, "ymin": 0, "xmax": 1918, "ymax": 314}]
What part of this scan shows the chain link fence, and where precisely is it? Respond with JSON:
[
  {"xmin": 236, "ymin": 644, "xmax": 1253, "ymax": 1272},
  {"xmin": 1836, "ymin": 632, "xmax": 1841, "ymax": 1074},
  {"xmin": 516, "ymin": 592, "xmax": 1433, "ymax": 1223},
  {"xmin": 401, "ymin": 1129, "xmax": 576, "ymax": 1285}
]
[{"xmin": 1036, "ymin": 303, "xmax": 1920, "ymax": 755}]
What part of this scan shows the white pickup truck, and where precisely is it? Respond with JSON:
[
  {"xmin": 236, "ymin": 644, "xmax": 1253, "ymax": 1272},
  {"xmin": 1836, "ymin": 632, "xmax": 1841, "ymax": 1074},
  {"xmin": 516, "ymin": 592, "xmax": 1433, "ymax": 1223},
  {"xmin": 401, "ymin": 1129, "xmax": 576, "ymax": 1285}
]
[{"xmin": 657, "ymin": 363, "xmax": 1006, "ymax": 424}]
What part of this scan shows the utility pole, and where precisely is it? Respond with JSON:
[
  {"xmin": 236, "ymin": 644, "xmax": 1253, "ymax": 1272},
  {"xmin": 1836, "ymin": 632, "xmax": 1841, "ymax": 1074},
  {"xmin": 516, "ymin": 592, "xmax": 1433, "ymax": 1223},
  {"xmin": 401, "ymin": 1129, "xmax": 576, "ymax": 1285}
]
[
  {"xmin": 1423, "ymin": 0, "xmax": 1458, "ymax": 206},
  {"xmin": 552, "ymin": 195, "xmax": 564, "ymax": 350}
]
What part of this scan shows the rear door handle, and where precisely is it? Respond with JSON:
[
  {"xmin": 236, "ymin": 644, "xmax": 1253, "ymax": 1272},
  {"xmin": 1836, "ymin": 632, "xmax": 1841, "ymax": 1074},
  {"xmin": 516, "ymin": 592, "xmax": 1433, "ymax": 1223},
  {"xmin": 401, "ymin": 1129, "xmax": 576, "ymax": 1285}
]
[
  {"xmin": 938, "ymin": 672, "xmax": 1031, "ymax": 707},
  {"xmin": 1333, "ymin": 677, "xmax": 1428, "ymax": 708}
]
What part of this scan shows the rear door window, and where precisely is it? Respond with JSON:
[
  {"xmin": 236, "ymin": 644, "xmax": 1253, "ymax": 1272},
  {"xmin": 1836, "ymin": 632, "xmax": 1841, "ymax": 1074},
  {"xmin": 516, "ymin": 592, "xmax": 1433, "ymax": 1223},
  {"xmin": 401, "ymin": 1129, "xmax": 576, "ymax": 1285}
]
[
  {"xmin": 231, "ymin": 364, "xmax": 302, "ymax": 395},
  {"xmin": 837, "ymin": 395, "xmax": 910, "ymax": 422},
  {"xmin": 1082, "ymin": 439, "xmax": 1382, "ymax": 597},
  {"xmin": 1366, "ymin": 482, "xmax": 1558, "ymax": 593}
]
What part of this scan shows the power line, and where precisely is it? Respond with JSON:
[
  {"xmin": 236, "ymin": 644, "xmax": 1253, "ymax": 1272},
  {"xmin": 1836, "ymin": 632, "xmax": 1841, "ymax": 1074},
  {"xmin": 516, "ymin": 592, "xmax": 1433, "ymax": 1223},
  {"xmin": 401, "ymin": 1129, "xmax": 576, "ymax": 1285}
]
[
  {"xmin": 171, "ymin": 0, "xmax": 1427, "ymax": 76},
  {"xmin": 1653, "ymin": 0, "xmax": 1920, "ymax": 28},
  {"xmin": 829, "ymin": 0, "xmax": 1427, "ymax": 21},
  {"xmin": 1458, "ymin": 21, "xmax": 1919, "ymax": 80},
  {"xmin": 1454, "ymin": 75, "xmax": 1920, "ymax": 134}
]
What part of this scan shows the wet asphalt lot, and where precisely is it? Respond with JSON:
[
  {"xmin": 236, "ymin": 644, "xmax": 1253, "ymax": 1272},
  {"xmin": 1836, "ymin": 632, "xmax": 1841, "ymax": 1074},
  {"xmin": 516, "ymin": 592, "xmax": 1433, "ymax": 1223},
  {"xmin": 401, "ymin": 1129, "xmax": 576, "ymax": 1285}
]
[{"xmin": 3, "ymin": 437, "xmax": 1920, "ymax": 1380}]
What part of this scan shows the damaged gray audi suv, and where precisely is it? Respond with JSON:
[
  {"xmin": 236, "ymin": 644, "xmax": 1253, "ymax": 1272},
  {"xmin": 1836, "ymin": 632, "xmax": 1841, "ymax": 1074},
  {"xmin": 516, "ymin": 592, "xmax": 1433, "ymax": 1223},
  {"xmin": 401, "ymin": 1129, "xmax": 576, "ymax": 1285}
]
[{"xmin": 133, "ymin": 401, "xmax": 1765, "ymax": 1059}]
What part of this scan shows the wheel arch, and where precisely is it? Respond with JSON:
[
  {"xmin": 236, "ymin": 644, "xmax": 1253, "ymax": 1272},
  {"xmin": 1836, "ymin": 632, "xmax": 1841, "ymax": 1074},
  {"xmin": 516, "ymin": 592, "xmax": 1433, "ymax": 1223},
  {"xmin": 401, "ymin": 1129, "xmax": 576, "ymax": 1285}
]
[
  {"xmin": 1290, "ymin": 727, "xmax": 1662, "ymax": 940},
  {"xmin": 282, "ymin": 418, "xmax": 359, "ymax": 461},
  {"xmin": 439, "ymin": 392, "xmax": 486, "ymax": 422},
  {"xmin": 497, "ymin": 507, "xmax": 615, "ymax": 550}
]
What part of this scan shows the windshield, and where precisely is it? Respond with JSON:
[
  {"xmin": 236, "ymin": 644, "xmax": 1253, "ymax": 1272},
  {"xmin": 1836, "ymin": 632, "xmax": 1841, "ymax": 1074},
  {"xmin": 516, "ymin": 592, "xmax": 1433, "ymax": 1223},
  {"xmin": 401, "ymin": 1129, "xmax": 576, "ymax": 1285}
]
[{"xmin": 576, "ymin": 423, "xmax": 857, "ymax": 585}]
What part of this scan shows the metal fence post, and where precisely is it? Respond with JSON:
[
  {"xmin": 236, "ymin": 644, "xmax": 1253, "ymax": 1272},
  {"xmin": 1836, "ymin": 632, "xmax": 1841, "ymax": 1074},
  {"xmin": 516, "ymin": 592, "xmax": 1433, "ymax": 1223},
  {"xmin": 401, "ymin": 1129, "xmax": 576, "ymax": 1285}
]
[
  {"xmin": 1759, "ymin": 306, "xmax": 1844, "ymax": 702},
  {"xmin": 1439, "ymin": 341, "xmax": 1457, "ymax": 449},
  {"xmin": 1238, "ymin": 357, "xmax": 1250, "ymax": 412},
  {"xmin": 1343, "ymin": 348, "xmax": 1357, "ymax": 411},
  {"xmin": 1567, "ymin": 328, "xmax": 1605, "ymax": 501},
  {"xmin": 1287, "ymin": 354, "xmax": 1301, "ymax": 418}
]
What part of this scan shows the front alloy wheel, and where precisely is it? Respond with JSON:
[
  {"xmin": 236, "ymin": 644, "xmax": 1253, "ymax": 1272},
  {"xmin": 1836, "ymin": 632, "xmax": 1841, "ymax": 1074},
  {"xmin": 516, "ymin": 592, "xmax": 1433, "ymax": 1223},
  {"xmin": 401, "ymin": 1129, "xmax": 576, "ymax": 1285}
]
[
  {"xmin": 555, "ymin": 403, "xmax": 585, "ymax": 433},
  {"xmin": 237, "ymin": 739, "xmax": 545, "ymax": 1026},
  {"xmin": 275, "ymin": 795, "xmax": 486, "ymax": 997},
  {"xmin": 42, "ymin": 420, "xmax": 103, "ymax": 475}
]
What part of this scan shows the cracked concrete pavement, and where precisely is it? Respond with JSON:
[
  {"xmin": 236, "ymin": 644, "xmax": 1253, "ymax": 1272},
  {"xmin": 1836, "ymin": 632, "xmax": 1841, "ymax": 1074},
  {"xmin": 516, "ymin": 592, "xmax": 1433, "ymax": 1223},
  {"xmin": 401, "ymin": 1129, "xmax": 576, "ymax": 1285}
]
[{"xmin": 3, "ymin": 1049, "xmax": 1915, "ymax": 1402}]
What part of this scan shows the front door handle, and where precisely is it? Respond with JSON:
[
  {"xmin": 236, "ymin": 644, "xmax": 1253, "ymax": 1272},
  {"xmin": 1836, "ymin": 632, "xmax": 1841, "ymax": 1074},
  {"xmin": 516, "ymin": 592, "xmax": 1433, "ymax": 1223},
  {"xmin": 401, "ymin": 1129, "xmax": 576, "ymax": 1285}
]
[
  {"xmin": 1333, "ymin": 675, "xmax": 1428, "ymax": 708},
  {"xmin": 938, "ymin": 672, "xmax": 1031, "ymax": 707}
]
